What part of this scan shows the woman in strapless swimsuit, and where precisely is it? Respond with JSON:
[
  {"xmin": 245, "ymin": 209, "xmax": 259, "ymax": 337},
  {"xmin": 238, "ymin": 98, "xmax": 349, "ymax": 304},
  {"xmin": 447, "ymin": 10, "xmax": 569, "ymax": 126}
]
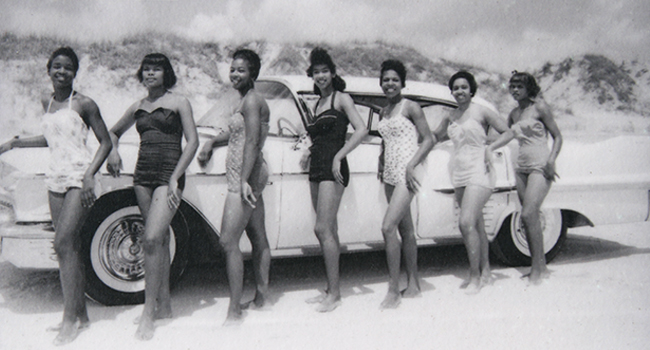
[
  {"xmin": 0, "ymin": 47, "xmax": 112, "ymax": 346},
  {"xmin": 107, "ymin": 53, "xmax": 198, "ymax": 340},
  {"xmin": 302, "ymin": 48, "xmax": 368, "ymax": 312},
  {"xmin": 376, "ymin": 60, "xmax": 433, "ymax": 309},
  {"xmin": 431, "ymin": 71, "xmax": 512, "ymax": 294},
  {"xmin": 508, "ymin": 71, "xmax": 562, "ymax": 285},
  {"xmin": 197, "ymin": 49, "xmax": 271, "ymax": 325}
]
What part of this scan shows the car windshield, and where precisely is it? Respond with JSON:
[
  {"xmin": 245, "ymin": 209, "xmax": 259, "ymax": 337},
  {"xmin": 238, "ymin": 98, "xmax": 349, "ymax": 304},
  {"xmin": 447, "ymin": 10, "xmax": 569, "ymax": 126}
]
[{"xmin": 197, "ymin": 81, "xmax": 306, "ymax": 137}]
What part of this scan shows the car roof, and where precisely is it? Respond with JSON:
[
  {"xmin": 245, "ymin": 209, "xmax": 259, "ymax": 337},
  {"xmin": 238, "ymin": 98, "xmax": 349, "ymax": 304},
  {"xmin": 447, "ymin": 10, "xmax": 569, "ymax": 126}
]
[
  {"xmin": 257, "ymin": 75, "xmax": 499, "ymax": 113},
  {"xmin": 258, "ymin": 75, "xmax": 458, "ymax": 107}
]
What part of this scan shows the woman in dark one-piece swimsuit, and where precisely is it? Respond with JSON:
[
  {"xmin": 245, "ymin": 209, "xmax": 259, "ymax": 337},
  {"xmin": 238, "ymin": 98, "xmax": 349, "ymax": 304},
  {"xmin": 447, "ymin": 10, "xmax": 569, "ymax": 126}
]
[
  {"xmin": 301, "ymin": 48, "xmax": 368, "ymax": 312},
  {"xmin": 107, "ymin": 53, "xmax": 198, "ymax": 340}
]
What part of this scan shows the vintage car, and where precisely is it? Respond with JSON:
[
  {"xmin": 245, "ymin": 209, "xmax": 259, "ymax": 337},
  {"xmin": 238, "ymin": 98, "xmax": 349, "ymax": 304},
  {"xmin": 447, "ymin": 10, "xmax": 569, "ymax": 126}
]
[{"xmin": 1, "ymin": 75, "xmax": 648, "ymax": 306}]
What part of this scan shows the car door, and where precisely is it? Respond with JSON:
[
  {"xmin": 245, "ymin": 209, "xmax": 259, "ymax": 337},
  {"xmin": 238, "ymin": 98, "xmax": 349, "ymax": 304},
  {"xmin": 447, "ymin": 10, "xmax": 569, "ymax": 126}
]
[{"xmin": 276, "ymin": 94, "xmax": 386, "ymax": 250}]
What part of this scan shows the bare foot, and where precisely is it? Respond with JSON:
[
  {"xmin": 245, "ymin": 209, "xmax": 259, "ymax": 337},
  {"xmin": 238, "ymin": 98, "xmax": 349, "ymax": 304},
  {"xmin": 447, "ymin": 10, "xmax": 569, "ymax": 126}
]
[
  {"xmin": 480, "ymin": 271, "xmax": 494, "ymax": 287},
  {"xmin": 222, "ymin": 310, "xmax": 244, "ymax": 327},
  {"xmin": 133, "ymin": 308, "xmax": 173, "ymax": 324},
  {"xmin": 315, "ymin": 295, "xmax": 341, "ymax": 313},
  {"xmin": 464, "ymin": 278, "xmax": 481, "ymax": 295},
  {"xmin": 135, "ymin": 317, "xmax": 155, "ymax": 341},
  {"xmin": 47, "ymin": 319, "xmax": 90, "ymax": 332},
  {"xmin": 305, "ymin": 291, "xmax": 327, "ymax": 304},
  {"xmin": 523, "ymin": 268, "xmax": 551, "ymax": 286},
  {"xmin": 380, "ymin": 292, "xmax": 402, "ymax": 309},
  {"xmin": 400, "ymin": 286, "xmax": 422, "ymax": 299},
  {"xmin": 53, "ymin": 321, "xmax": 80, "ymax": 346}
]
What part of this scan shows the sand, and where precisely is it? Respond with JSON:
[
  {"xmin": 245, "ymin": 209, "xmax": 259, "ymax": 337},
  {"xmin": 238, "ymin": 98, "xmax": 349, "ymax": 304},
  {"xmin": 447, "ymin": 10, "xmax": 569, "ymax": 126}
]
[{"xmin": 0, "ymin": 221, "xmax": 649, "ymax": 350}]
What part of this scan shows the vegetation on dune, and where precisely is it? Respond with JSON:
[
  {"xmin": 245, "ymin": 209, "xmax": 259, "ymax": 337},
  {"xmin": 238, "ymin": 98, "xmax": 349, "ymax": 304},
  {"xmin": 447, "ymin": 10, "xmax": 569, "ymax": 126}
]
[{"xmin": 1, "ymin": 32, "xmax": 648, "ymax": 139}]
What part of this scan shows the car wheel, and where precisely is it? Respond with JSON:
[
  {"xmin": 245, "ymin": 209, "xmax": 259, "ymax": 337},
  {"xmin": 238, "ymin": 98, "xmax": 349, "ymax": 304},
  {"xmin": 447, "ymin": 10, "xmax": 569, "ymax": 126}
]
[
  {"xmin": 491, "ymin": 209, "xmax": 567, "ymax": 266},
  {"xmin": 81, "ymin": 190, "xmax": 189, "ymax": 306}
]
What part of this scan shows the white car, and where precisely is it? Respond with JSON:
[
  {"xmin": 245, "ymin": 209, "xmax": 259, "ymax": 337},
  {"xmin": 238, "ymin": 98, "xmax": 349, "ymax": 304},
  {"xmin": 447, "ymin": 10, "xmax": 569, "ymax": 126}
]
[{"xmin": 1, "ymin": 75, "xmax": 648, "ymax": 305}]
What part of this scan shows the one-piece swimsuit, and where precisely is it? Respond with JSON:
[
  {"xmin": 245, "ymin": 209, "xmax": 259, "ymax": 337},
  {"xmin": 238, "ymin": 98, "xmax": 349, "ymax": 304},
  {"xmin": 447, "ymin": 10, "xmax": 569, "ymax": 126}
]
[
  {"xmin": 447, "ymin": 116, "xmax": 495, "ymax": 189},
  {"xmin": 133, "ymin": 106, "xmax": 185, "ymax": 190},
  {"xmin": 306, "ymin": 91, "xmax": 350, "ymax": 186},
  {"xmin": 225, "ymin": 111, "xmax": 269, "ymax": 196},
  {"xmin": 41, "ymin": 91, "xmax": 93, "ymax": 193},
  {"xmin": 511, "ymin": 118, "xmax": 549, "ymax": 175},
  {"xmin": 377, "ymin": 100, "xmax": 422, "ymax": 186}
]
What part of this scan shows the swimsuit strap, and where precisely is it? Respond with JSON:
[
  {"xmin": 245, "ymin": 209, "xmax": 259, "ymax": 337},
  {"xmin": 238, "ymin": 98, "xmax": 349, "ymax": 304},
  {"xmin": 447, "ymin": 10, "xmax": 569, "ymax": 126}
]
[
  {"xmin": 330, "ymin": 90, "xmax": 337, "ymax": 109},
  {"xmin": 46, "ymin": 89, "xmax": 75, "ymax": 113}
]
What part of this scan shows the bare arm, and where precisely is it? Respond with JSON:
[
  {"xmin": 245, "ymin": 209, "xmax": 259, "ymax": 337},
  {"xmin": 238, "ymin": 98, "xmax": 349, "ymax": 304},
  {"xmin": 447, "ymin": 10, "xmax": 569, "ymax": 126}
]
[
  {"xmin": 79, "ymin": 96, "xmax": 113, "ymax": 206},
  {"xmin": 485, "ymin": 106, "xmax": 514, "ymax": 153},
  {"xmin": 537, "ymin": 100, "xmax": 562, "ymax": 180},
  {"xmin": 405, "ymin": 100, "xmax": 434, "ymax": 192},
  {"xmin": 169, "ymin": 96, "xmax": 198, "ymax": 189},
  {"xmin": 537, "ymin": 100, "xmax": 562, "ymax": 163},
  {"xmin": 0, "ymin": 135, "xmax": 48, "ymax": 155},
  {"xmin": 106, "ymin": 103, "xmax": 138, "ymax": 176},
  {"xmin": 196, "ymin": 128, "xmax": 231, "ymax": 167},
  {"xmin": 333, "ymin": 92, "xmax": 368, "ymax": 184},
  {"xmin": 431, "ymin": 114, "xmax": 451, "ymax": 146}
]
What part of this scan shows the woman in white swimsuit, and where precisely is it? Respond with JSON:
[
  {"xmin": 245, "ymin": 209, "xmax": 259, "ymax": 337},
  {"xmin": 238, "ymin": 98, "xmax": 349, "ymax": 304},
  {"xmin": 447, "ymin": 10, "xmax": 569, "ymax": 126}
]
[
  {"xmin": 431, "ymin": 71, "xmax": 511, "ymax": 294},
  {"xmin": 376, "ymin": 60, "xmax": 433, "ymax": 309},
  {"xmin": 0, "ymin": 47, "xmax": 112, "ymax": 346}
]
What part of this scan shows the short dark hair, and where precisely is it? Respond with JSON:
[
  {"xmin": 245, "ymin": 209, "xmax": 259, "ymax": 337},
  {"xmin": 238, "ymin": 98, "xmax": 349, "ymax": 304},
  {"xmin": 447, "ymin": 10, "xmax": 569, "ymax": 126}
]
[
  {"xmin": 47, "ymin": 47, "xmax": 79, "ymax": 75},
  {"xmin": 509, "ymin": 71, "xmax": 541, "ymax": 98},
  {"xmin": 448, "ymin": 71, "xmax": 477, "ymax": 97},
  {"xmin": 233, "ymin": 49, "xmax": 261, "ymax": 80},
  {"xmin": 306, "ymin": 47, "xmax": 346, "ymax": 95},
  {"xmin": 380, "ymin": 59, "xmax": 407, "ymax": 87},
  {"xmin": 137, "ymin": 53, "xmax": 177, "ymax": 88}
]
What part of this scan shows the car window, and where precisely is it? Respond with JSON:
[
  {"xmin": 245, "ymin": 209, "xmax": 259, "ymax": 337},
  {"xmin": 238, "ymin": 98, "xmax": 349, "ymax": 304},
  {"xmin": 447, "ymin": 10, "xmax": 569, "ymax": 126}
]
[{"xmin": 197, "ymin": 81, "xmax": 306, "ymax": 137}]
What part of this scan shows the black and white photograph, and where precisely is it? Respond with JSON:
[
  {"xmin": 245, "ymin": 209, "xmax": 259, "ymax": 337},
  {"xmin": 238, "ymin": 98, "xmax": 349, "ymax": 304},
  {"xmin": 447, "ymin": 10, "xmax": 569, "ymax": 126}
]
[{"xmin": 0, "ymin": 0, "xmax": 649, "ymax": 349}]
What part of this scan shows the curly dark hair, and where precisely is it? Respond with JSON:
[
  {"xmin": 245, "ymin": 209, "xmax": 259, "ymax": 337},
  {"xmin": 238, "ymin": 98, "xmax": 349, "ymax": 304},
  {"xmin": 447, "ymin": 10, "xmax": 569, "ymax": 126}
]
[
  {"xmin": 137, "ymin": 53, "xmax": 177, "ymax": 88},
  {"xmin": 509, "ymin": 71, "xmax": 541, "ymax": 98},
  {"xmin": 306, "ymin": 47, "xmax": 346, "ymax": 95},
  {"xmin": 448, "ymin": 71, "xmax": 477, "ymax": 97},
  {"xmin": 380, "ymin": 59, "xmax": 407, "ymax": 87},
  {"xmin": 47, "ymin": 47, "xmax": 79, "ymax": 75},
  {"xmin": 233, "ymin": 48, "xmax": 261, "ymax": 80}
]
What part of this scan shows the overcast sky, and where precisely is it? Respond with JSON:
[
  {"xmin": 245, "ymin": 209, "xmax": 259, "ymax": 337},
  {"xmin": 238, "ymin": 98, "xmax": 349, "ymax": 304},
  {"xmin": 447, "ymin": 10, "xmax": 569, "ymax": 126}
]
[{"xmin": 2, "ymin": 0, "xmax": 648, "ymax": 72}]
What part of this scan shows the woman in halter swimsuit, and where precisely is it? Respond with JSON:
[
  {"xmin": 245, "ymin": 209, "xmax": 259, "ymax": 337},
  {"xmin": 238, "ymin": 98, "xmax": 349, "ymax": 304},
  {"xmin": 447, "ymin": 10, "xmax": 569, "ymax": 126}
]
[
  {"xmin": 507, "ymin": 71, "xmax": 562, "ymax": 285},
  {"xmin": 431, "ymin": 71, "xmax": 512, "ymax": 294},
  {"xmin": 301, "ymin": 48, "xmax": 368, "ymax": 312},
  {"xmin": 197, "ymin": 49, "xmax": 271, "ymax": 325},
  {"xmin": 107, "ymin": 53, "xmax": 198, "ymax": 340},
  {"xmin": 0, "ymin": 47, "xmax": 112, "ymax": 346},
  {"xmin": 376, "ymin": 60, "xmax": 433, "ymax": 309}
]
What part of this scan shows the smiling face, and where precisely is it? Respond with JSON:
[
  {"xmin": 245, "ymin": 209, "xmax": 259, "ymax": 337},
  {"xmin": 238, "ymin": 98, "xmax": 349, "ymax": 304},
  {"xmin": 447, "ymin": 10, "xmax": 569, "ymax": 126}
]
[
  {"xmin": 509, "ymin": 81, "xmax": 529, "ymax": 101},
  {"xmin": 381, "ymin": 69, "xmax": 403, "ymax": 99},
  {"xmin": 48, "ymin": 55, "xmax": 76, "ymax": 89},
  {"xmin": 141, "ymin": 64, "xmax": 165, "ymax": 89},
  {"xmin": 311, "ymin": 64, "xmax": 333, "ymax": 91},
  {"xmin": 229, "ymin": 58, "xmax": 252, "ymax": 90},
  {"xmin": 451, "ymin": 78, "xmax": 472, "ymax": 105}
]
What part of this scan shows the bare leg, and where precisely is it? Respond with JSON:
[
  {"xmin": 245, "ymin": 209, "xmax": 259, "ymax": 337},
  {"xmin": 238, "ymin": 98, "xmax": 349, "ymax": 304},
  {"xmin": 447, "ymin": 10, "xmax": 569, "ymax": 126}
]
[
  {"xmin": 380, "ymin": 184, "xmax": 417, "ymax": 309},
  {"xmin": 220, "ymin": 192, "xmax": 254, "ymax": 325},
  {"xmin": 49, "ymin": 189, "xmax": 90, "ymax": 346},
  {"xmin": 135, "ymin": 186, "xmax": 177, "ymax": 340},
  {"xmin": 243, "ymin": 195, "xmax": 271, "ymax": 309},
  {"xmin": 310, "ymin": 181, "xmax": 344, "ymax": 312},
  {"xmin": 397, "ymin": 206, "xmax": 421, "ymax": 298},
  {"xmin": 455, "ymin": 186, "xmax": 493, "ymax": 295},
  {"xmin": 477, "ymin": 214, "xmax": 492, "ymax": 286},
  {"xmin": 516, "ymin": 171, "xmax": 552, "ymax": 285}
]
